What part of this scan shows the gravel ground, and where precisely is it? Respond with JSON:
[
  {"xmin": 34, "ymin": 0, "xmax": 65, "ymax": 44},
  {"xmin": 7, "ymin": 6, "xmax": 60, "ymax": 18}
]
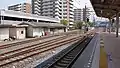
[
  {"xmin": 0, "ymin": 35, "xmax": 64, "ymax": 54},
  {"xmin": 1, "ymin": 40, "xmax": 78, "ymax": 68}
]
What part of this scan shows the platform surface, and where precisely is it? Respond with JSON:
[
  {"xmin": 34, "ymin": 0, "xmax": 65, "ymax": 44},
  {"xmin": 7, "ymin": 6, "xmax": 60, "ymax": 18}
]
[{"xmin": 101, "ymin": 32, "xmax": 120, "ymax": 68}]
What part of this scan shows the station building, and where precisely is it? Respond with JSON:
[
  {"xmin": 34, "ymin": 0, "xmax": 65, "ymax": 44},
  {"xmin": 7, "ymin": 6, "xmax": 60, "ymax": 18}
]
[
  {"xmin": 0, "ymin": 24, "xmax": 27, "ymax": 40},
  {"xmin": 19, "ymin": 22, "xmax": 66, "ymax": 38},
  {"xmin": 0, "ymin": 10, "xmax": 66, "ymax": 40}
]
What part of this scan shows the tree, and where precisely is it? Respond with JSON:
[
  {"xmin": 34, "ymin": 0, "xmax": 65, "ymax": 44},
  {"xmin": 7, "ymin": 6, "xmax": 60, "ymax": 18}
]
[
  {"xmin": 73, "ymin": 21, "xmax": 83, "ymax": 29},
  {"xmin": 60, "ymin": 19, "xmax": 68, "ymax": 26},
  {"xmin": 87, "ymin": 21, "xmax": 94, "ymax": 27}
]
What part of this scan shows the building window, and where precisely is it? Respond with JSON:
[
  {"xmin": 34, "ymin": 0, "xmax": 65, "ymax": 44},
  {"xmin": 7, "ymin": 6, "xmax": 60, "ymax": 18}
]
[{"xmin": 21, "ymin": 31, "xmax": 24, "ymax": 34}]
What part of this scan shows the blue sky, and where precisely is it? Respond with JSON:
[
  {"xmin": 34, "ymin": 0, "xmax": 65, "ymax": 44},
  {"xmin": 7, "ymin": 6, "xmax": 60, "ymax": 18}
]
[
  {"xmin": 0, "ymin": 0, "xmax": 108, "ymax": 21},
  {"xmin": 0, "ymin": 0, "xmax": 98, "ymax": 21},
  {"xmin": 73, "ymin": 0, "xmax": 93, "ymax": 9},
  {"xmin": 0, "ymin": 0, "xmax": 92, "ymax": 9},
  {"xmin": 0, "ymin": 0, "xmax": 29, "ymax": 9}
]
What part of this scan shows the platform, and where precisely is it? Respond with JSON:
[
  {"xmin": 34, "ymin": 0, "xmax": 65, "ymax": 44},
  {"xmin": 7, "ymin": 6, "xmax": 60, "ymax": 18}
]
[{"xmin": 101, "ymin": 32, "xmax": 120, "ymax": 68}]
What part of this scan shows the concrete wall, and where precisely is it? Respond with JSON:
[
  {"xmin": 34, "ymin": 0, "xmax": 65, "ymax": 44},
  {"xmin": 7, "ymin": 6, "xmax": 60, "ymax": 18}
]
[
  {"xmin": 0, "ymin": 28, "xmax": 9, "ymax": 40},
  {"xmin": 16, "ymin": 28, "xmax": 26, "ymax": 39},
  {"xmin": 33, "ymin": 28, "xmax": 44, "ymax": 37},
  {"xmin": 58, "ymin": 28, "xmax": 64, "ymax": 33},
  {"xmin": 26, "ymin": 27, "xmax": 64, "ymax": 37},
  {"xmin": 44, "ymin": 28, "xmax": 50, "ymax": 32},
  {"xmin": 9, "ymin": 27, "xmax": 26, "ymax": 39},
  {"xmin": 54, "ymin": 29, "xmax": 59, "ymax": 34},
  {"xmin": 50, "ymin": 28, "xmax": 64, "ymax": 34},
  {"xmin": 26, "ymin": 26, "xmax": 33, "ymax": 37},
  {"xmin": 9, "ymin": 28, "xmax": 16, "ymax": 38}
]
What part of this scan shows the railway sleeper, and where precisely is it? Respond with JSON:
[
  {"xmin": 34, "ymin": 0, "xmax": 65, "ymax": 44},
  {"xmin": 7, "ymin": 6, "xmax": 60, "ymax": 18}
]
[
  {"xmin": 62, "ymin": 58, "xmax": 72, "ymax": 61},
  {"xmin": 56, "ymin": 62, "xmax": 68, "ymax": 67},
  {"xmin": 66, "ymin": 54, "xmax": 75, "ymax": 57},
  {"xmin": 52, "ymin": 65, "xmax": 64, "ymax": 68},
  {"xmin": 65, "ymin": 55, "xmax": 74, "ymax": 59},
  {"xmin": 60, "ymin": 60, "xmax": 70, "ymax": 64}
]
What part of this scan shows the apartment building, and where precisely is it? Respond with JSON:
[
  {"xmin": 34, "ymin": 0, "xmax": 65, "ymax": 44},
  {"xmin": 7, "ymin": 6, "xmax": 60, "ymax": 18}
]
[
  {"xmin": 61, "ymin": 0, "xmax": 74, "ymax": 27},
  {"xmin": 83, "ymin": 7, "xmax": 90, "ymax": 22},
  {"xmin": 32, "ymin": 0, "xmax": 61, "ymax": 20},
  {"xmin": 74, "ymin": 8, "xmax": 90, "ymax": 22},
  {"xmin": 8, "ymin": 3, "xmax": 31, "ymax": 13},
  {"xmin": 32, "ymin": 0, "xmax": 74, "ymax": 27},
  {"xmin": 74, "ymin": 9, "xmax": 82, "ymax": 22}
]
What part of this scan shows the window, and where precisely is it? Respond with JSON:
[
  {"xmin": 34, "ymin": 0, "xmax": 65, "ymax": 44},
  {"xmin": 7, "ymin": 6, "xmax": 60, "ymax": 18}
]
[{"xmin": 21, "ymin": 31, "xmax": 24, "ymax": 34}]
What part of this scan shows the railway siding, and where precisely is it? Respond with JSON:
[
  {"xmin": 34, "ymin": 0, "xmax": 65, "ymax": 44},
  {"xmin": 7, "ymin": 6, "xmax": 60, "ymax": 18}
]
[
  {"xmin": 0, "ymin": 35, "xmax": 64, "ymax": 54},
  {"xmin": 0, "ymin": 34, "xmax": 82, "ymax": 67}
]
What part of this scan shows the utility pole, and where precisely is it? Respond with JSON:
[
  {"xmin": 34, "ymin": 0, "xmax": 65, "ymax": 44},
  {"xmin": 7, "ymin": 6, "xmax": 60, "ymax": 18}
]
[
  {"xmin": 83, "ymin": 5, "xmax": 87, "ymax": 22},
  {"xmin": 93, "ymin": 14, "xmax": 95, "ymax": 26},
  {"xmin": 0, "ymin": 10, "xmax": 2, "ymax": 24},
  {"xmin": 0, "ymin": 9, "xmax": 5, "ymax": 24}
]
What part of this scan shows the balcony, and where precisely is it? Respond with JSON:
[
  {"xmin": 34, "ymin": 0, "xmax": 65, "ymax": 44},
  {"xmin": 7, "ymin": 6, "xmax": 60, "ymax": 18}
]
[
  {"xmin": 69, "ymin": 9, "xmax": 74, "ymax": 12},
  {"xmin": 55, "ymin": 5, "xmax": 61, "ymax": 10},
  {"xmin": 69, "ymin": 18, "xmax": 74, "ymax": 21},
  {"xmin": 69, "ymin": 15, "xmax": 74, "ymax": 18},
  {"xmin": 70, "ymin": 12, "xmax": 74, "ymax": 15},
  {"xmin": 69, "ymin": 22, "xmax": 74, "ymax": 25}
]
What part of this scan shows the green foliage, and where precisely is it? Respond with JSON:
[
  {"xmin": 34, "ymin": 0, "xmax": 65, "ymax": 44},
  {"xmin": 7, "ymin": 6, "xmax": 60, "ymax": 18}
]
[
  {"xmin": 87, "ymin": 22, "xmax": 94, "ymax": 27},
  {"xmin": 73, "ymin": 21, "xmax": 94, "ymax": 29},
  {"xmin": 60, "ymin": 19, "xmax": 68, "ymax": 26},
  {"xmin": 73, "ymin": 21, "xmax": 83, "ymax": 29}
]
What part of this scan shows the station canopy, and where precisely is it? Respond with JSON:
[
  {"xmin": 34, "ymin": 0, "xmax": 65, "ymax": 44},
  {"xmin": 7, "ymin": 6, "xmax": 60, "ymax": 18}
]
[{"xmin": 90, "ymin": 0, "xmax": 120, "ymax": 18}]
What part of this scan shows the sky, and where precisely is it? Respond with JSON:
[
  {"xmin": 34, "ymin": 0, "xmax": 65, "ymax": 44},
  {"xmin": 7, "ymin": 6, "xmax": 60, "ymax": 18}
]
[
  {"xmin": 0, "ymin": 0, "xmax": 92, "ymax": 9},
  {"xmin": 0, "ymin": 0, "xmax": 31, "ymax": 9},
  {"xmin": 0, "ymin": 0, "xmax": 108, "ymax": 21},
  {"xmin": 73, "ymin": 0, "xmax": 93, "ymax": 9}
]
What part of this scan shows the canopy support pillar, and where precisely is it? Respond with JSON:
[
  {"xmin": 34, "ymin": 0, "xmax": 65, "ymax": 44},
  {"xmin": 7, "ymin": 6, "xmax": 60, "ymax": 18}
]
[
  {"xmin": 116, "ymin": 12, "xmax": 119, "ymax": 37},
  {"xmin": 109, "ymin": 18, "xmax": 112, "ymax": 33}
]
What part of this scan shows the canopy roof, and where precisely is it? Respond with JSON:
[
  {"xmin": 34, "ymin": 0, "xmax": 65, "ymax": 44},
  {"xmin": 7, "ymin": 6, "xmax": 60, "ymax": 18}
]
[
  {"xmin": 19, "ymin": 22, "xmax": 66, "ymax": 28},
  {"xmin": 90, "ymin": 0, "xmax": 120, "ymax": 18}
]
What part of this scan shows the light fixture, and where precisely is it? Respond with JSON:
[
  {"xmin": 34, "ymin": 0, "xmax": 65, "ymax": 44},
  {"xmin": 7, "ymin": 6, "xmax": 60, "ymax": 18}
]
[{"xmin": 101, "ymin": 0, "xmax": 104, "ymax": 3}]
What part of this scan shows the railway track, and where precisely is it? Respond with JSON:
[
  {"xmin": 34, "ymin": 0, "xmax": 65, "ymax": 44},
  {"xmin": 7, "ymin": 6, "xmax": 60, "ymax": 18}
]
[
  {"xmin": 0, "ymin": 34, "xmax": 82, "ymax": 67},
  {"xmin": 36, "ymin": 34, "xmax": 94, "ymax": 68},
  {"xmin": 0, "ymin": 35, "xmax": 58, "ymax": 49},
  {"xmin": 0, "ymin": 30, "xmax": 79, "ymax": 49},
  {"xmin": 0, "ymin": 35, "xmax": 69, "ymax": 56}
]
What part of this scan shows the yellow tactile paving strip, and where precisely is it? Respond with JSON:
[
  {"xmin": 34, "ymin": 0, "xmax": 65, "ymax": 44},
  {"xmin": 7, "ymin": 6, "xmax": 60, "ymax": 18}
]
[{"xmin": 100, "ymin": 39, "xmax": 108, "ymax": 68}]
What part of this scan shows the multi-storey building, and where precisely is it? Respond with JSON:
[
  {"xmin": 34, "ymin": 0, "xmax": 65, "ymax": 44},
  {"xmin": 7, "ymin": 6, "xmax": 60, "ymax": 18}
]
[
  {"xmin": 83, "ymin": 7, "xmax": 90, "ymax": 22},
  {"xmin": 74, "ymin": 9, "xmax": 82, "ymax": 22},
  {"xmin": 61, "ymin": 0, "xmax": 74, "ymax": 27},
  {"xmin": 8, "ymin": 3, "xmax": 31, "ymax": 13},
  {"xmin": 32, "ymin": 0, "xmax": 61, "ymax": 20},
  {"xmin": 32, "ymin": 0, "xmax": 74, "ymax": 27}
]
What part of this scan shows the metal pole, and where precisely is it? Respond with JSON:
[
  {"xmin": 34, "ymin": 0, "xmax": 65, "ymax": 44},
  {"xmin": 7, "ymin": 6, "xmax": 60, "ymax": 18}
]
[
  {"xmin": 2, "ymin": 10, "xmax": 5, "ymax": 24},
  {"xmin": 116, "ymin": 12, "xmax": 119, "ymax": 37},
  {"xmin": 83, "ymin": 5, "xmax": 87, "ymax": 22},
  {"xmin": 0, "ymin": 10, "xmax": 2, "ymax": 24},
  {"xmin": 109, "ymin": 18, "xmax": 111, "ymax": 33}
]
